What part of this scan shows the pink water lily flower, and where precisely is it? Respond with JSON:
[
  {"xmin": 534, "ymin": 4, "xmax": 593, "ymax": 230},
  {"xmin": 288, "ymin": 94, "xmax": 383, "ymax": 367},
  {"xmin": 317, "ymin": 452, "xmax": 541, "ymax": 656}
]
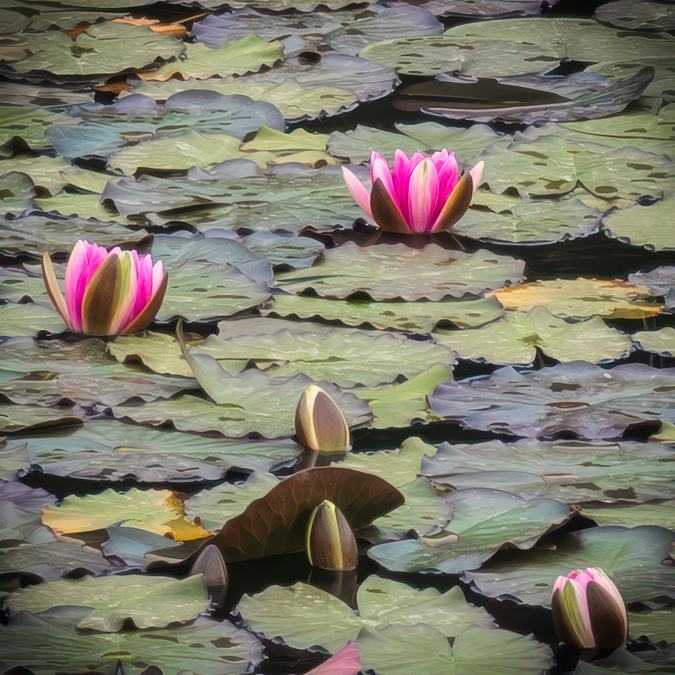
[
  {"xmin": 342, "ymin": 150, "xmax": 484, "ymax": 234},
  {"xmin": 551, "ymin": 567, "xmax": 628, "ymax": 653},
  {"xmin": 41, "ymin": 240, "xmax": 168, "ymax": 336}
]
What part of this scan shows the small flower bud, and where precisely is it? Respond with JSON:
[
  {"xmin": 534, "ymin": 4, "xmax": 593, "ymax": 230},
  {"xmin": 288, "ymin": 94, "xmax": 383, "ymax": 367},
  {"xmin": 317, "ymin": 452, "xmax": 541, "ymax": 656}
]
[
  {"xmin": 552, "ymin": 567, "xmax": 628, "ymax": 654},
  {"xmin": 306, "ymin": 500, "xmax": 358, "ymax": 571},
  {"xmin": 295, "ymin": 385, "xmax": 350, "ymax": 454}
]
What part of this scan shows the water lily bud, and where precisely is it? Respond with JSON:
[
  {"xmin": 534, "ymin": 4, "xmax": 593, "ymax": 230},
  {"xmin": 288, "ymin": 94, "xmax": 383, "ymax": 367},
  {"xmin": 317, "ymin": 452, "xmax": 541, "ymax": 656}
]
[
  {"xmin": 306, "ymin": 499, "xmax": 358, "ymax": 571},
  {"xmin": 42, "ymin": 240, "xmax": 167, "ymax": 336},
  {"xmin": 295, "ymin": 385, "xmax": 350, "ymax": 454},
  {"xmin": 551, "ymin": 568, "xmax": 628, "ymax": 653}
]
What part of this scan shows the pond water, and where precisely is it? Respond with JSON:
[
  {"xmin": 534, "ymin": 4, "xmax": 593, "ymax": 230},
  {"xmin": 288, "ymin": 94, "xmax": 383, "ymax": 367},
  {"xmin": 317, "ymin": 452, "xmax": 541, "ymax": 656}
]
[{"xmin": 0, "ymin": 0, "xmax": 674, "ymax": 674}]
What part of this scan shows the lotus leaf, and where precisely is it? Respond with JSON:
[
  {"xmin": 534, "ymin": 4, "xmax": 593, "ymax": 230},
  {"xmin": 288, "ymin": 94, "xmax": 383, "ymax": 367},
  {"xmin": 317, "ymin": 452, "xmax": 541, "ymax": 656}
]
[
  {"xmin": 264, "ymin": 293, "xmax": 504, "ymax": 333},
  {"xmin": 0, "ymin": 613, "xmax": 262, "ymax": 675},
  {"xmin": 464, "ymin": 525, "xmax": 675, "ymax": 607},
  {"xmin": 240, "ymin": 126, "xmax": 335, "ymax": 166},
  {"xmin": 277, "ymin": 243, "xmax": 525, "ymax": 301},
  {"xmin": 112, "ymin": 372, "xmax": 371, "ymax": 438},
  {"xmin": 8, "ymin": 573, "xmax": 208, "ymax": 632},
  {"xmin": 628, "ymin": 608, "xmax": 675, "ymax": 644},
  {"xmin": 0, "ymin": 302, "xmax": 66, "ymax": 337},
  {"xmin": 603, "ymin": 202, "xmax": 675, "ymax": 252},
  {"xmin": 633, "ymin": 328, "xmax": 675, "ymax": 357},
  {"xmin": 421, "ymin": 438, "xmax": 675, "ymax": 503},
  {"xmin": 572, "ymin": 647, "xmax": 675, "ymax": 674},
  {"xmin": 41, "ymin": 487, "xmax": 209, "ymax": 541},
  {"xmin": 140, "ymin": 34, "xmax": 282, "ymax": 81},
  {"xmin": 0, "ymin": 402, "xmax": 83, "ymax": 434},
  {"xmin": 434, "ymin": 307, "xmax": 632, "ymax": 365},
  {"xmin": 594, "ymin": 0, "xmax": 675, "ymax": 31},
  {"xmin": 369, "ymin": 488, "xmax": 573, "ymax": 574},
  {"xmin": 5, "ymin": 419, "xmax": 301, "ymax": 481},
  {"xmin": 355, "ymin": 623, "xmax": 553, "ymax": 675},
  {"xmin": 581, "ymin": 501, "xmax": 675, "ymax": 529},
  {"xmin": 588, "ymin": 58, "xmax": 675, "ymax": 104},
  {"xmin": 0, "ymin": 539, "xmax": 115, "ymax": 581},
  {"xmin": 490, "ymin": 278, "xmax": 662, "ymax": 319},
  {"xmin": 4, "ymin": 22, "xmax": 183, "ymax": 77},
  {"xmin": 0, "ymin": 105, "xmax": 71, "ymax": 154},
  {"xmin": 237, "ymin": 576, "xmax": 492, "ymax": 653},
  {"xmin": 238, "ymin": 231, "xmax": 324, "ymax": 269},
  {"xmin": 0, "ymin": 172, "xmax": 34, "ymax": 212},
  {"xmin": 101, "ymin": 526, "xmax": 183, "ymax": 568},
  {"xmin": 33, "ymin": 192, "xmax": 133, "ymax": 224},
  {"xmin": 431, "ymin": 362, "xmax": 675, "ymax": 439}
]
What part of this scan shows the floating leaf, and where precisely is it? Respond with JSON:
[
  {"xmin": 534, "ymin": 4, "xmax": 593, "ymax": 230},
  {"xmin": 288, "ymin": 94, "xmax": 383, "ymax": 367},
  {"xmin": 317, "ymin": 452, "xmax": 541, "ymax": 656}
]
[
  {"xmin": 434, "ymin": 307, "xmax": 632, "ymax": 365},
  {"xmin": 8, "ymin": 574, "xmax": 208, "ymax": 632},
  {"xmin": 628, "ymin": 607, "xmax": 675, "ymax": 644},
  {"xmin": 277, "ymin": 243, "xmax": 524, "ymax": 301},
  {"xmin": 0, "ymin": 303, "xmax": 66, "ymax": 338},
  {"xmin": 0, "ymin": 403, "xmax": 83, "ymax": 434},
  {"xmin": 237, "ymin": 576, "xmax": 492, "ymax": 653},
  {"xmin": 464, "ymin": 525, "xmax": 675, "ymax": 607},
  {"xmin": 603, "ymin": 202, "xmax": 674, "ymax": 251},
  {"xmin": 422, "ymin": 438, "xmax": 675, "ymax": 503},
  {"xmin": 264, "ymin": 293, "xmax": 504, "ymax": 333},
  {"xmin": 42, "ymin": 488, "xmax": 209, "ymax": 541},
  {"xmin": 0, "ymin": 613, "xmax": 262, "ymax": 675},
  {"xmin": 0, "ymin": 172, "xmax": 34, "ymax": 213},
  {"xmin": 369, "ymin": 488, "xmax": 573, "ymax": 574},
  {"xmin": 594, "ymin": 0, "xmax": 675, "ymax": 31},
  {"xmin": 581, "ymin": 501, "xmax": 675, "ymax": 529},
  {"xmin": 0, "ymin": 105, "xmax": 71, "ymax": 154},
  {"xmin": 632, "ymin": 327, "xmax": 675, "ymax": 357},
  {"xmin": 430, "ymin": 362, "xmax": 675, "ymax": 439},
  {"xmin": 203, "ymin": 467, "xmax": 403, "ymax": 562},
  {"xmin": 490, "ymin": 278, "xmax": 662, "ymax": 319}
]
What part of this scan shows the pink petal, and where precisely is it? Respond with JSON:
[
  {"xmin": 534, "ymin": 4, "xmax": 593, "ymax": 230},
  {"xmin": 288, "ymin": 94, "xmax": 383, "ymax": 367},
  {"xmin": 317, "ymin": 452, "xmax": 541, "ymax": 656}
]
[
  {"xmin": 151, "ymin": 260, "xmax": 166, "ymax": 298},
  {"xmin": 408, "ymin": 158, "xmax": 439, "ymax": 233},
  {"xmin": 132, "ymin": 253, "xmax": 154, "ymax": 318},
  {"xmin": 568, "ymin": 578, "xmax": 594, "ymax": 647},
  {"xmin": 109, "ymin": 251, "xmax": 138, "ymax": 335},
  {"xmin": 469, "ymin": 160, "xmax": 485, "ymax": 194},
  {"xmin": 433, "ymin": 154, "xmax": 459, "ymax": 219},
  {"xmin": 341, "ymin": 166, "xmax": 372, "ymax": 218},
  {"xmin": 64, "ymin": 240, "xmax": 107, "ymax": 333},
  {"xmin": 393, "ymin": 149, "xmax": 412, "ymax": 222},
  {"xmin": 306, "ymin": 642, "xmax": 362, "ymax": 675}
]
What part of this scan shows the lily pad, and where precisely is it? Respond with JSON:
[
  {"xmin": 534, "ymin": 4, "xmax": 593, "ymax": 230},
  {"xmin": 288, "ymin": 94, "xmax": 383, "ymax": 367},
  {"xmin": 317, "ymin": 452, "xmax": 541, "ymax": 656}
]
[
  {"xmin": 632, "ymin": 328, "xmax": 675, "ymax": 357},
  {"xmin": 0, "ymin": 613, "xmax": 262, "ymax": 675},
  {"xmin": 464, "ymin": 525, "xmax": 675, "ymax": 607},
  {"xmin": 368, "ymin": 488, "xmax": 573, "ymax": 574},
  {"xmin": 140, "ymin": 34, "xmax": 282, "ymax": 81},
  {"xmin": 193, "ymin": 5, "xmax": 442, "ymax": 55},
  {"xmin": 581, "ymin": 501, "xmax": 675, "ymax": 529},
  {"xmin": 112, "ymin": 372, "xmax": 371, "ymax": 438},
  {"xmin": 0, "ymin": 481, "xmax": 55, "ymax": 544},
  {"xmin": 6, "ymin": 419, "xmax": 301, "ymax": 481},
  {"xmin": 277, "ymin": 243, "xmax": 525, "ymax": 301},
  {"xmin": 628, "ymin": 607, "xmax": 675, "ymax": 644},
  {"xmin": 434, "ymin": 307, "xmax": 632, "ymax": 365},
  {"xmin": 0, "ymin": 105, "xmax": 71, "ymax": 154},
  {"xmin": 8, "ymin": 574, "xmax": 208, "ymax": 632},
  {"xmin": 264, "ymin": 293, "xmax": 504, "ymax": 333},
  {"xmin": 102, "ymin": 164, "xmax": 364, "ymax": 233},
  {"xmin": 0, "ymin": 172, "xmax": 34, "ymax": 212},
  {"xmin": 0, "ymin": 403, "xmax": 83, "ymax": 434},
  {"xmin": 603, "ymin": 202, "xmax": 675, "ymax": 252},
  {"xmin": 41, "ymin": 487, "xmax": 209, "ymax": 541},
  {"xmin": 594, "ymin": 0, "xmax": 675, "ymax": 31},
  {"xmin": 4, "ymin": 22, "xmax": 183, "ymax": 78},
  {"xmin": 355, "ymin": 623, "xmax": 553, "ymax": 675},
  {"xmin": 0, "ymin": 539, "xmax": 115, "ymax": 581},
  {"xmin": 421, "ymin": 438, "xmax": 675, "ymax": 503},
  {"xmin": 430, "ymin": 361, "xmax": 675, "ymax": 439},
  {"xmin": 237, "ymin": 576, "xmax": 493, "ymax": 653},
  {"xmin": 213, "ymin": 0, "xmax": 377, "ymax": 9},
  {"xmin": 0, "ymin": 302, "xmax": 66, "ymax": 337},
  {"xmin": 192, "ymin": 322, "xmax": 453, "ymax": 386},
  {"xmin": 490, "ymin": 278, "xmax": 662, "ymax": 319}
]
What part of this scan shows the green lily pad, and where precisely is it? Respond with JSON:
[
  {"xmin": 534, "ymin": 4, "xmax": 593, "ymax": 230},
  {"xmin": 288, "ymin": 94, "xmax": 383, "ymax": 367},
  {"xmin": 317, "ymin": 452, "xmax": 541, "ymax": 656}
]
[
  {"xmin": 0, "ymin": 613, "xmax": 262, "ymax": 675},
  {"xmin": 369, "ymin": 488, "xmax": 573, "ymax": 574},
  {"xmin": 431, "ymin": 362, "xmax": 675, "ymax": 440},
  {"xmin": 263, "ymin": 293, "xmax": 504, "ymax": 333},
  {"xmin": 185, "ymin": 472, "xmax": 279, "ymax": 531},
  {"xmin": 456, "ymin": 190, "xmax": 602, "ymax": 244},
  {"xmin": 422, "ymin": 438, "xmax": 675, "ymax": 503},
  {"xmin": 581, "ymin": 501, "xmax": 675, "ymax": 529},
  {"xmin": 219, "ymin": 0, "xmax": 377, "ymax": 9},
  {"xmin": 0, "ymin": 403, "xmax": 83, "ymax": 434},
  {"xmin": 239, "ymin": 231, "xmax": 324, "ymax": 270},
  {"xmin": 0, "ymin": 8, "xmax": 29, "ymax": 33},
  {"xmin": 5, "ymin": 419, "xmax": 301, "ymax": 481},
  {"xmin": 603, "ymin": 202, "xmax": 675, "ymax": 252},
  {"xmin": 571, "ymin": 646, "xmax": 675, "ymax": 674},
  {"xmin": 0, "ymin": 105, "xmax": 71, "ymax": 154},
  {"xmin": 102, "ymin": 164, "xmax": 363, "ymax": 233},
  {"xmin": 491, "ymin": 278, "xmax": 662, "ymax": 319},
  {"xmin": 193, "ymin": 321, "xmax": 452, "ymax": 386},
  {"xmin": 588, "ymin": 58, "xmax": 675, "ymax": 104},
  {"xmin": 594, "ymin": 0, "xmax": 675, "ymax": 31},
  {"xmin": 4, "ymin": 22, "xmax": 183, "ymax": 77},
  {"xmin": 0, "ymin": 213, "xmax": 150, "ymax": 258},
  {"xmin": 353, "ymin": 364, "xmax": 452, "ymax": 428},
  {"xmin": 0, "ymin": 303, "xmax": 66, "ymax": 338},
  {"xmin": 628, "ymin": 608, "xmax": 675, "ymax": 644},
  {"xmin": 277, "ymin": 243, "xmax": 525, "ymax": 301},
  {"xmin": 0, "ymin": 481, "xmax": 55, "ymax": 545},
  {"xmin": 7, "ymin": 574, "xmax": 208, "ymax": 632},
  {"xmin": 466, "ymin": 526, "xmax": 675, "ymax": 608},
  {"xmin": 0, "ymin": 539, "xmax": 115, "ymax": 581},
  {"xmin": 355, "ymin": 623, "xmax": 553, "ymax": 675},
  {"xmin": 143, "ymin": 34, "xmax": 282, "ymax": 80},
  {"xmin": 0, "ymin": 172, "xmax": 34, "ymax": 212},
  {"xmin": 33, "ymin": 192, "xmax": 133, "ymax": 224},
  {"xmin": 112, "ymin": 373, "xmax": 371, "ymax": 438},
  {"xmin": 237, "ymin": 575, "xmax": 493, "ymax": 653},
  {"xmin": 434, "ymin": 307, "xmax": 632, "ymax": 365},
  {"xmin": 128, "ymin": 53, "xmax": 396, "ymax": 122},
  {"xmin": 632, "ymin": 327, "xmax": 675, "ymax": 356}
]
